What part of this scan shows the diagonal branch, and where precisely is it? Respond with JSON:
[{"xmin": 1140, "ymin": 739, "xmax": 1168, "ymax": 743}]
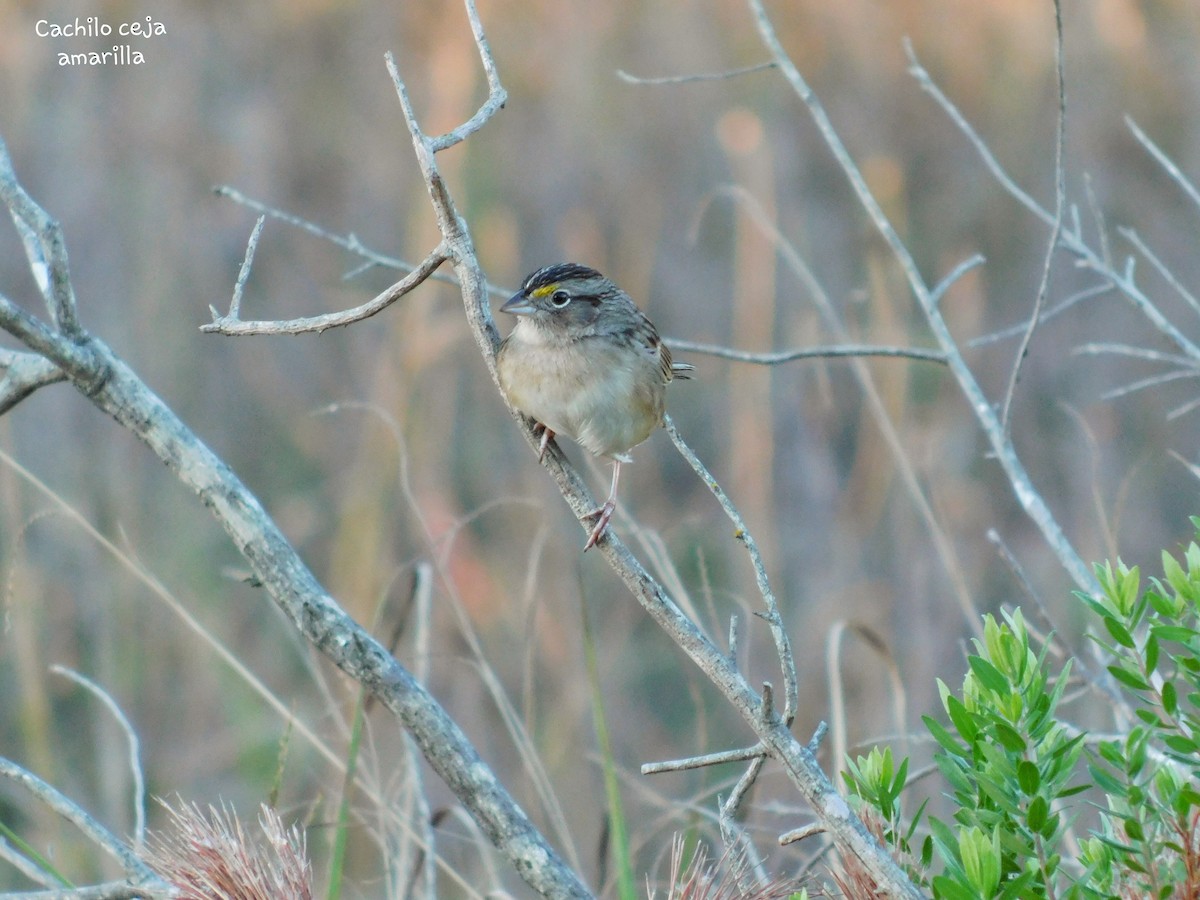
[
  {"xmin": 0, "ymin": 60, "xmax": 591, "ymax": 900},
  {"xmin": 0, "ymin": 347, "xmax": 66, "ymax": 415},
  {"xmin": 743, "ymin": 5, "xmax": 1097, "ymax": 601},
  {"xmin": 906, "ymin": 45, "xmax": 1200, "ymax": 364},
  {"xmin": 0, "ymin": 147, "xmax": 82, "ymax": 338},
  {"xmin": 0, "ymin": 757, "xmax": 169, "ymax": 897}
]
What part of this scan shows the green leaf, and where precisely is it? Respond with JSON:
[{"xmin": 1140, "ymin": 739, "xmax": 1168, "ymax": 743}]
[
  {"xmin": 1107, "ymin": 665, "xmax": 1151, "ymax": 692},
  {"xmin": 968, "ymin": 655, "xmax": 1011, "ymax": 696},
  {"xmin": 1017, "ymin": 760, "xmax": 1040, "ymax": 794},
  {"xmin": 1027, "ymin": 795, "xmax": 1048, "ymax": 832},
  {"xmin": 931, "ymin": 875, "xmax": 978, "ymax": 900},
  {"xmin": 1151, "ymin": 625, "xmax": 1198, "ymax": 643},
  {"xmin": 992, "ymin": 720, "xmax": 1028, "ymax": 753},
  {"xmin": 1163, "ymin": 681, "xmax": 1178, "ymax": 716},
  {"xmin": 1147, "ymin": 589, "xmax": 1175, "ymax": 617},
  {"xmin": 1055, "ymin": 782, "xmax": 1092, "ymax": 799},
  {"xmin": 1118, "ymin": 563, "xmax": 1142, "ymax": 613},
  {"xmin": 944, "ymin": 695, "xmax": 979, "ymax": 744},
  {"xmin": 1096, "ymin": 740, "xmax": 1123, "ymax": 767},
  {"xmin": 924, "ymin": 715, "xmax": 970, "ymax": 758},
  {"xmin": 1090, "ymin": 765, "xmax": 1124, "ymax": 794},
  {"xmin": 1134, "ymin": 708, "xmax": 1163, "ymax": 727},
  {"xmin": 1164, "ymin": 734, "xmax": 1199, "ymax": 755},
  {"xmin": 958, "ymin": 826, "xmax": 1000, "ymax": 897},
  {"xmin": 1103, "ymin": 616, "xmax": 1136, "ymax": 649},
  {"xmin": 1145, "ymin": 633, "xmax": 1160, "ymax": 672}
]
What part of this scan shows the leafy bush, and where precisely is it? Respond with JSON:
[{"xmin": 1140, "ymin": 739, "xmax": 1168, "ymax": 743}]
[{"xmin": 844, "ymin": 525, "xmax": 1200, "ymax": 898}]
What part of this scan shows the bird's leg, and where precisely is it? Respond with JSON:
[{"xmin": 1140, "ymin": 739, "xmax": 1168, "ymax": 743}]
[
  {"xmin": 583, "ymin": 459, "xmax": 621, "ymax": 551},
  {"xmin": 534, "ymin": 423, "xmax": 556, "ymax": 461}
]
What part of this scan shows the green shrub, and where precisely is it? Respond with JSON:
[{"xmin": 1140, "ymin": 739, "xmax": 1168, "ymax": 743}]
[{"xmin": 844, "ymin": 525, "xmax": 1200, "ymax": 898}]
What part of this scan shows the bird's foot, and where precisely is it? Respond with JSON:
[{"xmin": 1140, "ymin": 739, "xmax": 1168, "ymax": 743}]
[
  {"xmin": 535, "ymin": 424, "xmax": 556, "ymax": 461},
  {"xmin": 582, "ymin": 500, "xmax": 616, "ymax": 551}
]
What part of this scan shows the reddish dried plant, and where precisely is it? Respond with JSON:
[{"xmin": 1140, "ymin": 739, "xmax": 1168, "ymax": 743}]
[{"xmin": 143, "ymin": 799, "xmax": 312, "ymax": 900}]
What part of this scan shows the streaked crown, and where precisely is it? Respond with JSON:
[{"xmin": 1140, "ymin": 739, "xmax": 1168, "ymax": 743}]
[{"xmin": 520, "ymin": 263, "xmax": 614, "ymax": 301}]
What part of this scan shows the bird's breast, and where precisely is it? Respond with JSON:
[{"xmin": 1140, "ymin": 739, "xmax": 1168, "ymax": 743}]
[{"xmin": 497, "ymin": 330, "xmax": 666, "ymax": 458}]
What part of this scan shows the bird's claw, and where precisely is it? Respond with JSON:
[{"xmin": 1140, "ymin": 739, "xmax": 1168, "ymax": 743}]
[
  {"xmin": 582, "ymin": 501, "xmax": 616, "ymax": 551},
  {"xmin": 535, "ymin": 424, "xmax": 556, "ymax": 462}
]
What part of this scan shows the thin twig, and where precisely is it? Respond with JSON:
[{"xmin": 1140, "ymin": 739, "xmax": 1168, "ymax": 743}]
[
  {"xmin": 212, "ymin": 185, "xmax": 510, "ymax": 298},
  {"xmin": 1099, "ymin": 368, "xmax": 1200, "ymax": 402},
  {"xmin": 1118, "ymin": 225, "xmax": 1200, "ymax": 319},
  {"xmin": 0, "ymin": 757, "xmax": 168, "ymax": 894},
  {"xmin": 49, "ymin": 667, "xmax": 147, "ymax": 851},
  {"xmin": 779, "ymin": 823, "xmax": 825, "ymax": 846},
  {"xmin": 1126, "ymin": 115, "xmax": 1200, "ymax": 216},
  {"xmin": 228, "ymin": 215, "xmax": 264, "ymax": 321},
  {"xmin": 1072, "ymin": 342, "xmax": 1200, "ymax": 368},
  {"xmin": 0, "ymin": 348, "xmax": 65, "ymax": 415},
  {"xmin": 664, "ymin": 414, "xmax": 798, "ymax": 725},
  {"xmin": 427, "ymin": 0, "xmax": 507, "ymax": 153},
  {"xmin": 0, "ymin": 143, "xmax": 82, "ymax": 337},
  {"xmin": 907, "ymin": 45, "xmax": 1200, "ymax": 363},
  {"xmin": 202, "ymin": 244, "xmax": 449, "ymax": 335},
  {"xmin": 700, "ymin": 186, "xmax": 983, "ymax": 631},
  {"xmin": 999, "ymin": 0, "xmax": 1066, "ymax": 433},
  {"xmin": 930, "ymin": 254, "xmax": 986, "ymax": 306},
  {"xmin": 617, "ymin": 61, "xmax": 776, "ymax": 85},
  {"xmin": 720, "ymin": 754, "xmax": 771, "ymax": 891},
  {"xmin": 665, "ymin": 339, "xmax": 946, "ymax": 366},
  {"xmin": 641, "ymin": 743, "xmax": 767, "ymax": 775},
  {"xmin": 968, "ymin": 284, "xmax": 1113, "ymax": 348}
]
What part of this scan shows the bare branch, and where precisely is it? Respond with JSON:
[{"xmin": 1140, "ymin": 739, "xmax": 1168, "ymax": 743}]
[
  {"xmin": 202, "ymin": 243, "xmax": 449, "ymax": 335},
  {"xmin": 779, "ymin": 823, "xmax": 826, "ymax": 846},
  {"xmin": 49, "ymin": 666, "xmax": 148, "ymax": 851},
  {"xmin": 1126, "ymin": 115, "xmax": 1200, "ymax": 216},
  {"xmin": 212, "ymin": 185, "xmax": 510, "ymax": 297},
  {"xmin": 0, "ymin": 757, "xmax": 169, "ymax": 895},
  {"xmin": 1099, "ymin": 368, "xmax": 1200, "ymax": 402},
  {"xmin": 930, "ymin": 253, "xmax": 986, "ymax": 306},
  {"xmin": 1072, "ymin": 342, "xmax": 1200, "ymax": 368},
  {"xmin": 665, "ymin": 339, "xmax": 946, "ymax": 366},
  {"xmin": 617, "ymin": 61, "xmax": 776, "ymax": 85},
  {"xmin": 227, "ymin": 214, "xmax": 264, "ymax": 322},
  {"xmin": 0, "ymin": 880, "xmax": 169, "ymax": 899},
  {"xmin": 999, "ymin": 0, "xmax": 1066, "ymax": 433},
  {"xmin": 907, "ymin": 43, "xmax": 1200, "ymax": 364},
  {"xmin": 664, "ymin": 414, "xmax": 798, "ymax": 725},
  {"xmin": 641, "ymin": 743, "xmax": 767, "ymax": 775},
  {"xmin": 0, "ymin": 139, "xmax": 82, "ymax": 337},
  {"xmin": 0, "ymin": 348, "xmax": 65, "ymax": 415},
  {"xmin": 0, "ymin": 290, "xmax": 107, "ymax": 394},
  {"xmin": 1118, "ymin": 225, "xmax": 1200, "ymax": 319},
  {"xmin": 427, "ymin": 0, "xmax": 507, "ymax": 152},
  {"xmin": 968, "ymin": 283, "xmax": 1112, "ymax": 348}
]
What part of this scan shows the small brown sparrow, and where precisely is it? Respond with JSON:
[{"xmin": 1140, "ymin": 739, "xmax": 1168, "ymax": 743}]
[{"xmin": 496, "ymin": 263, "xmax": 692, "ymax": 550}]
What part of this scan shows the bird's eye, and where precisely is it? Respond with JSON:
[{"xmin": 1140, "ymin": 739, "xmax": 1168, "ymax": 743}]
[{"xmin": 549, "ymin": 289, "xmax": 571, "ymax": 308}]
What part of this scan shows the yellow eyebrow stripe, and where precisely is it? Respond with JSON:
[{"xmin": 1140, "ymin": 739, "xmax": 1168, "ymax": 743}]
[{"xmin": 529, "ymin": 284, "xmax": 559, "ymax": 299}]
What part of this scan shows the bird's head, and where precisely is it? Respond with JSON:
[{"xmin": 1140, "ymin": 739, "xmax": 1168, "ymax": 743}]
[{"xmin": 500, "ymin": 263, "xmax": 622, "ymax": 334}]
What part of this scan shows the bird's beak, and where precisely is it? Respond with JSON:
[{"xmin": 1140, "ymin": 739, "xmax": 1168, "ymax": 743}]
[{"xmin": 500, "ymin": 292, "xmax": 536, "ymax": 316}]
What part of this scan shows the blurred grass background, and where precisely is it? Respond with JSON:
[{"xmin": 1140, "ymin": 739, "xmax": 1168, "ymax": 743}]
[{"xmin": 2, "ymin": 0, "xmax": 1200, "ymax": 894}]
